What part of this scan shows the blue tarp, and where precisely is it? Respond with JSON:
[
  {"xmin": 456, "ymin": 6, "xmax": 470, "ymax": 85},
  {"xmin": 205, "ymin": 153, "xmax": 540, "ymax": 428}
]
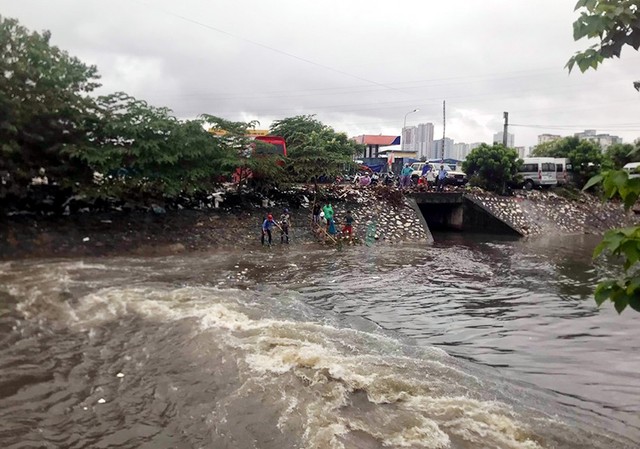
[{"xmin": 363, "ymin": 163, "xmax": 385, "ymax": 173}]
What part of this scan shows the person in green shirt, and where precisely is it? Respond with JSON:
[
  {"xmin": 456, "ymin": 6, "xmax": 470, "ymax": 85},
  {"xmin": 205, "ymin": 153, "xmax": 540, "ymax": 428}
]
[{"xmin": 322, "ymin": 203, "xmax": 334, "ymax": 221}]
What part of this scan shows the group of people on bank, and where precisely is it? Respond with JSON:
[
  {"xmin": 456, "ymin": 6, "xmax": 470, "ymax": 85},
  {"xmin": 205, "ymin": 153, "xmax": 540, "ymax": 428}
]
[
  {"xmin": 312, "ymin": 203, "xmax": 354, "ymax": 241},
  {"xmin": 261, "ymin": 203, "xmax": 355, "ymax": 246},
  {"xmin": 353, "ymin": 164, "xmax": 448, "ymax": 191},
  {"xmin": 399, "ymin": 163, "xmax": 448, "ymax": 191}
]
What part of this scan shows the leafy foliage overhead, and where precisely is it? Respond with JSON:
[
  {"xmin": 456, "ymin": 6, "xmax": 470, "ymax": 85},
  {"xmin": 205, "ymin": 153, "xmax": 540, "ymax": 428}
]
[
  {"xmin": 0, "ymin": 15, "xmax": 100, "ymax": 196},
  {"xmin": 567, "ymin": 2, "xmax": 640, "ymax": 313},
  {"xmin": 566, "ymin": 1, "xmax": 640, "ymax": 76},
  {"xmin": 462, "ymin": 144, "xmax": 522, "ymax": 194},
  {"xmin": 583, "ymin": 170, "xmax": 640, "ymax": 312}
]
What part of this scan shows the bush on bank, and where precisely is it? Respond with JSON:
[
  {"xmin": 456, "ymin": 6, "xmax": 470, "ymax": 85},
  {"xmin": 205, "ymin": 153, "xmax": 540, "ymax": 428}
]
[
  {"xmin": 462, "ymin": 144, "xmax": 522, "ymax": 195},
  {"xmin": 0, "ymin": 17, "xmax": 361, "ymax": 214}
]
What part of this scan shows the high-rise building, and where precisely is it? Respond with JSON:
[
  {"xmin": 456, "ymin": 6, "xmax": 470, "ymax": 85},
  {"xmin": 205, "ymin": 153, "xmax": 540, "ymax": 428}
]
[
  {"xmin": 403, "ymin": 122, "xmax": 434, "ymax": 159},
  {"xmin": 401, "ymin": 126, "xmax": 417, "ymax": 153},
  {"xmin": 493, "ymin": 131, "xmax": 515, "ymax": 148},
  {"xmin": 416, "ymin": 123, "xmax": 434, "ymax": 159},
  {"xmin": 514, "ymin": 146, "xmax": 528, "ymax": 158},
  {"xmin": 538, "ymin": 134, "xmax": 562, "ymax": 145},
  {"xmin": 433, "ymin": 138, "xmax": 454, "ymax": 160},
  {"xmin": 453, "ymin": 142, "xmax": 470, "ymax": 160},
  {"xmin": 574, "ymin": 129, "xmax": 622, "ymax": 150}
]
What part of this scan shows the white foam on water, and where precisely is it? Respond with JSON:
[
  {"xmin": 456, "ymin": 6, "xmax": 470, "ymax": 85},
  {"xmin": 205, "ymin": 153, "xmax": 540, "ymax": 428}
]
[
  {"xmin": 0, "ymin": 263, "xmax": 559, "ymax": 448},
  {"xmin": 241, "ymin": 331, "xmax": 544, "ymax": 449}
]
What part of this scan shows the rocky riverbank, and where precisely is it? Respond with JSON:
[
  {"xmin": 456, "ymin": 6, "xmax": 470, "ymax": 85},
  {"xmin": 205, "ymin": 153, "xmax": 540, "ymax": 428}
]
[
  {"xmin": 0, "ymin": 185, "xmax": 430, "ymax": 260},
  {"xmin": 466, "ymin": 188, "xmax": 635, "ymax": 236},
  {"xmin": 0, "ymin": 185, "xmax": 635, "ymax": 260}
]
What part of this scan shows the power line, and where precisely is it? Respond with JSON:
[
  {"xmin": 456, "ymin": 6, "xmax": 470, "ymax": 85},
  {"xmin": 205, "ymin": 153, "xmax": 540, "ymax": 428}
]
[
  {"xmin": 145, "ymin": 67, "xmax": 572, "ymax": 102},
  {"xmin": 130, "ymin": 0, "xmax": 411, "ymax": 98},
  {"xmin": 511, "ymin": 123, "xmax": 640, "ymax": 131}
]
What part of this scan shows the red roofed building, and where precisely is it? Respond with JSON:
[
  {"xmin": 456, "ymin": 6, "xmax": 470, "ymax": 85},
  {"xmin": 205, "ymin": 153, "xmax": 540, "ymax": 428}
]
[{"xmin": 352, "ymin": 134, "xmax": 400, "ymax": 158}]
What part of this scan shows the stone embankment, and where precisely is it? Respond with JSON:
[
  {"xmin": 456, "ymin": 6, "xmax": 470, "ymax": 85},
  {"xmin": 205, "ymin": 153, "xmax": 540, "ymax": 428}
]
[
  {"xmin": 0, "ymin": 185, "xmax": 430, "ymax": 259},
  {"xmin": 0, "ymin": 184, "xmax": 635, "ymax": 259},
  {"xmin": 466, "ymin": 188, "xmax": 634, "ymax": 236},
  {"xmin": 319, "ymin": 185, "xmax": 430, "ymax": 244}
]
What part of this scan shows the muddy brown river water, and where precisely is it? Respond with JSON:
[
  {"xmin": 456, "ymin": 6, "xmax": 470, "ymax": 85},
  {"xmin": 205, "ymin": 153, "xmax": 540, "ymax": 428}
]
[{"xmin": 0, "ymin": 234, "xmax": 638, "ymax": 448}]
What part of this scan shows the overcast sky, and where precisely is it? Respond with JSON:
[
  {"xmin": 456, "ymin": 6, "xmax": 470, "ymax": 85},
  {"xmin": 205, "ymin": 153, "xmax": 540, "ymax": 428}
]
[{"xmin": 4, "ymin": 0, "xmax": 640, "ymax": 147}]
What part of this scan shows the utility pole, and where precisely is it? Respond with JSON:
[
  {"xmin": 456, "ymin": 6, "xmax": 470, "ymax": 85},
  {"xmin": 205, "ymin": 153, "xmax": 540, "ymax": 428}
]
[
  {"xmin": 503, "ymin": 111, "xmax": 509, "ymax": 147},
  {"xmin": 442, "ymin": 100, "xmax": 446, "ymax": 161}
]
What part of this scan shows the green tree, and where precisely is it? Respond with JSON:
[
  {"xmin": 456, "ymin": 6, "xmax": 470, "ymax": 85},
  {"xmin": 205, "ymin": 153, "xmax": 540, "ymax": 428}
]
[
  {"xmin": 269, "ymin": 115, "xmax": 326, "ymax": 149},
  {"xmin": 0, "ymin": 16, "xmax": 100, "ymax": 198},
  {"xmin": 583, "ymin": 172, "xmax": 640, "ymax": 312},
  {"xmin": 567, "ymin": 0, "xmax": 640, "ymax": 312},
  {"xmin": 269, "ymin": 115, "xmax": 362, "ymax": 185},
  {"xmin": 77, "ymin": 93, "xmax": 240, "ymax": 200},
  {"xmin": 603, "ymin": 143, "xmax": 640, "ymax": 169},
  {"xmin": 566, "ymin": 0, "xmax": 640, "ymax": 74},
  {"xmin": 204, "ymin": 115, "xmax": 286, "ymax": 192},
  {"xmin": 531, "ymin": 136, "xmax": 603, "ymax": 187},
  {"xmin": 462, "ymin": 144, "xmax": 522, "ymax": 194}
]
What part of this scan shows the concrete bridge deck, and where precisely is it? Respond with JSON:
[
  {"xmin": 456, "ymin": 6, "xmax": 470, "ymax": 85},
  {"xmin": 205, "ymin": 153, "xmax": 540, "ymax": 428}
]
[{"xmin": 409, "ymin": 192, "xmax": 523, "ymax": 236}]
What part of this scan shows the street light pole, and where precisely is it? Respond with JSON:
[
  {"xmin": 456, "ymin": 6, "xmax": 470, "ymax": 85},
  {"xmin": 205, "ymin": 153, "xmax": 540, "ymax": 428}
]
[{"xmin": 402, "ymin": 108, "xmax": 419, "ymax": 151}]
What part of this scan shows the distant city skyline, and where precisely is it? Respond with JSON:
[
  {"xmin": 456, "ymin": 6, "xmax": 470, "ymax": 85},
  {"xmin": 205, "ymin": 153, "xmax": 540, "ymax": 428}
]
[{"xmin": 372, "ymin": 125, "xmax": 627, "ymax": 161}]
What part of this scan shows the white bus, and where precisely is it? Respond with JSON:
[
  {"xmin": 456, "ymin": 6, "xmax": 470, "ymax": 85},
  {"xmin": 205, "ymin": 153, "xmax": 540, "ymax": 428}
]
[
  {"xmin": 554, "ymin": 158, "xmax": 573, "ymax": 185},
  {"xmin": 623, "ymin": 162, "xmax": 640, "ymax": 179},
  {"xmin": 519, "ymin": 157, "xmax": 557, "ymax": 190}
]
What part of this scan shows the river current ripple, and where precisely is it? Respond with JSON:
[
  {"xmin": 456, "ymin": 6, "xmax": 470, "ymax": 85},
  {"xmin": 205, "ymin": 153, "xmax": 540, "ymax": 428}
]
[{"xmin": 0, "ymin": 234, "xmax": 638, "ymax": 448}]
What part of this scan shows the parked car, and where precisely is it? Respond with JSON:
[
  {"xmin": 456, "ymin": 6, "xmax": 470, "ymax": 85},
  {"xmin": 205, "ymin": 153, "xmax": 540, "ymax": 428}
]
[
  {"xmin": 443, "ymin": 167, "xmax": 468, "ymax": 185},
  {"xmin": 410, "ymin": 162, "xmax": 431, "ymax": 181}
]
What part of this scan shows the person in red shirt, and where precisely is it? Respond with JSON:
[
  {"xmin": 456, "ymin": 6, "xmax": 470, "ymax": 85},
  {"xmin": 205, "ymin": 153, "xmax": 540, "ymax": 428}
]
[{"xmin": 342, "ymin": 210, "xmax": 354, "ymax": 238}]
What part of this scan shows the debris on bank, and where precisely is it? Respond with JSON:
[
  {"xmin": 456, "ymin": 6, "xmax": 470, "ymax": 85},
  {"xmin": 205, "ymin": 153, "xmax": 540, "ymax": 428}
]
[
  {"xmin": 318, "ymin": 185, "xmax": 430, "ymax": 244},
  {"xmin": 1, "ymin": 182, "xmax": 636, "ymax": 259}
]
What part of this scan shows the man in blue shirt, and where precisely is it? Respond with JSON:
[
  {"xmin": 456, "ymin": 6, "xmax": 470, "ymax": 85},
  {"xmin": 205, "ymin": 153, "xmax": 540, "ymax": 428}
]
[
  {"xmin": 261, "ymin": 214, "xmax": 275, "ymax": 246},
  {"xmin": 437, "ymin": 165, "xmax": 447, "ymax": 191}
]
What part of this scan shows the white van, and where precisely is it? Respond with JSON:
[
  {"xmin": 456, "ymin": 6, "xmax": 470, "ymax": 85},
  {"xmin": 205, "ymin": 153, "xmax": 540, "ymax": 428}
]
[
  {"xmin": 554, "ymin": 158, "xmax": 573, "ymax": 185},
  {"xmin": 623, "ymin": 162, "xmax": 640, "ymax": 179},
  {"xmin": 519, "ymin": 157, "xmax": 557, "ymax": 190}
]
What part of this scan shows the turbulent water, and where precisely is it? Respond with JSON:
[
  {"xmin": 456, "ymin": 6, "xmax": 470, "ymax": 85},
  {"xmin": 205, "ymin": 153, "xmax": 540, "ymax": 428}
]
[{"xmin": 1, "ymin": 234, "xmax": 639, "ymax": 449}]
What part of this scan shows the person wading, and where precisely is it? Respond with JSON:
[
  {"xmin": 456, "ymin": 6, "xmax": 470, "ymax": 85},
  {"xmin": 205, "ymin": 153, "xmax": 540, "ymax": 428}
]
[
  {"xmin": 261, "ymin": 214, "xmax": 276, "ymax": 246},
  {"xmin": 280, "ymin": 208, "xmax": 291, "ymax": 244}
]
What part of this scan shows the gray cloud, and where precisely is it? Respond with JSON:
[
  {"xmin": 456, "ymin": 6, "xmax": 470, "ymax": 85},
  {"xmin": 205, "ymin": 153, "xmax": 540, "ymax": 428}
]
[{"xmin": 4, "ymin": 0, "xmax": 640, "ymax": 147}]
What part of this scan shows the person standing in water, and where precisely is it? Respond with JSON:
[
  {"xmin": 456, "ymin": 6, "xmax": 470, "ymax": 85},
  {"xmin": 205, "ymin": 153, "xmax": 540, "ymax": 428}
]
[
  {"xmin": 280, "ymin": 208, "xmax": 291, "ymax": 244},
  {"xmin": 312, "ymin": 203, "xmax": 321, "ymax": 224},
  {"xmin": 261, "ymin": 214, "xmax": 275, "ymax": 246},
  {"xmin": 342, "ymin": 210, "xmax": 354, "ymax": 239}
]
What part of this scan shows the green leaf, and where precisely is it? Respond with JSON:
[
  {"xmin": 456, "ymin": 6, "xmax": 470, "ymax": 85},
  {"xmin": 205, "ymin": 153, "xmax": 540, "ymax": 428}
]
[
  {"xmin": 625, "ymin": 276, "xmax": 640, "ymax": 296},
  {"xmin": 593, "ymin": 230, "xmax": 624, "ymax": 257},
  {"xmin": 613, "ymin": 296, "xmax": 628, "ymax": 314},
  {"xmin": 628, "ymin": 295, "xmax": 640, "ymax": 312},
  {"xmin": 582, "ymin": 173, "xmax": 603, "ymax": 191},
  {"xmin": 594, "ymin": 280, "xmax": 616, "ymax": 306}
]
